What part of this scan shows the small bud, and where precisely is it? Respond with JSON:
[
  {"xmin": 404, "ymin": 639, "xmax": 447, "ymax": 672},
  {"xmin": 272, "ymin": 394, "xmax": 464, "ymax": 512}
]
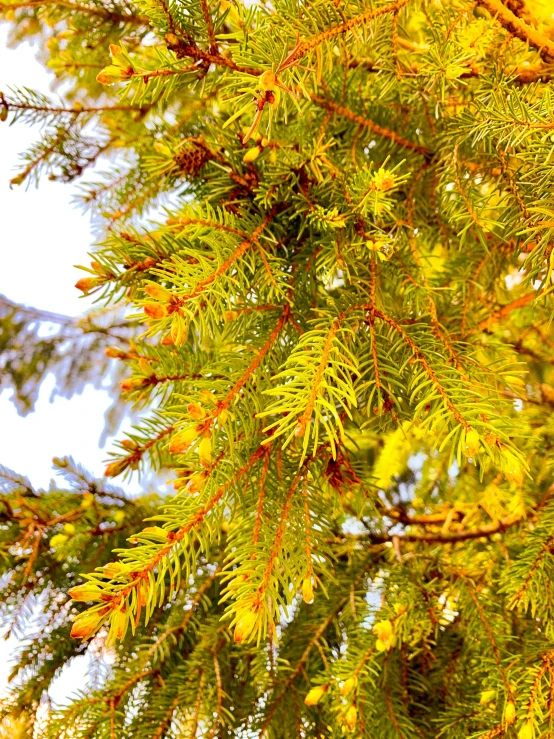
[
  {"xmin": 503, "ymin": 452, "xmax": 524, "ymax": 485},
  {"xmin": 161, "ymin": 333, "xmax": 174, "ymax": 346},
  {"xmin": 75, "ymin": 277, "xmax": 101, "ymax": 294},
  {"xmin": 144, "ymin": 302, "xmax": 167, "ymax": 319},
  {"xmin": 187, "ymin": 403, "xmax": 206, "ymax": 420},
  {"xmin": 50, "ymin": 533, "xmax": 68, "ymax": 549},
  {"xmin": 96, "ymin": 65, "xmax": 133, "ymax": 85},
  {"xmin": 259, "ymin": 69, "xmax": 276, "ymax": 91},
  {"xmin": 373, "ymin": 619, "xmax": 394, "ymax": 650},
  {"xmin": 112, "ymin": 510, "xmax": 126, "ymax": 524},
  {"xmin": 304, "ymin": 684, "xmax": 328, "ymax": 706},
  {"xmin": 120, "ymin": 377, "xmax": 144, "ymax": 392},
  {"xmin": 105, "ymin": 347, "xmax": 127, "ymax": 359},
  {"xmin": 153, "ymin": 140, "xmax": 172, "ymax": 157},
  {"xmin": 219, "ymin": 409, "xmax": 229, "ymax": 425},
  {"xmin": 70, "ymin": 607, "xmax": 110, "ymax": 640},
  {"xmin": 505, "ymin": 701, "xmax": 516, "ymax": 726},
  {"xmin": 341, "ymin": 676, "xmax": 357, "ymax": 696},
  {"xmin": 234, "ymin": 609, "xmax": 258, "ymax": 642},
  {"xmin": 302, "ymin": 576, "xmax": 314, "ymax": 604},
  {"xmin": 198, "ymin": 435, "xmax": 212, "ymax": 467},
  {"xmin": 243, "ymin": 146, "xmax": 261, "ymax": 163},
  {"xmin": 11, "ymin": 172, "xmax": 27, "ymax": 189},
  {"xmin": 63, "ymin": 523, "xmax": 76, "ymax": 535},
  {"xmin": 344, "ymin": 705, "xmax": 357, "ymax": 730},
  {"xmin": 171, "ymin": 313, "xmax": 188, "ymax": 346},
  {"xmin": 169, "ymin": 427, "xmax": 199, "ymax": 454},
  {"xmin": 81, "ymin": 492, "xmax": 95, "ymax": 509},
  {"xmin": 165, "ymin": 32, "xmax": 179, "ymax": 45},
  {"xmin": 112, "ymin": 608, "xmax": 127, "ymax": 640},
  {"xmin": 104, "ymin": 459, "xmax": 130, "ymax": 478},
  {"xmin": 185, "ymin": 473, "xmax": 205, "ymax": 494},
  {"xmin": 480, "ymin": 689, "xmax": 496, "ymax": 705},
  {"xmin": 0, "ymin": 106, "xmax": 8, "ymax": 123},
  {"xmin": 68, "ymin": 583, "xmax": 104, "ymax": 602},
  {"xmin": 518, "ymin": 721, "xmax": 534, "ymax": 739},
  {"xmin": 462, "ymin": 427, "xmax": 480, "ymax": 458},
  {"xmin": 139, "ymin": 526, "xmax": 169, "ymax": 542},
  {"xmin": 144, "ymin": 282, "xmax": 172, "ymax": 302}
]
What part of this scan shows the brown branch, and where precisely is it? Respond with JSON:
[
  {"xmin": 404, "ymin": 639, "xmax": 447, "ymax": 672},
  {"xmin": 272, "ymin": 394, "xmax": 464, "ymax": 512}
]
[
  {"xmin": 2, "ymin": 0, "xmax": 149, "ymax": 24},
  {"xmin": 309, "ymin": 94, "xmax": 431, "ymax": 157},
  {"xmin": 476, "ymin": 0, "xmax": 554, "ymax": 63}
]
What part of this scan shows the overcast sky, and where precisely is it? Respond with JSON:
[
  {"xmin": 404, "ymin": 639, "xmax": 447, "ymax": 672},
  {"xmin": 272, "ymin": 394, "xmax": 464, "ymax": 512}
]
[
  {"xmin": 0, "ymin": 26, "xmax": 123, "ymax": 705},
  {"xmin": 0, "ymin": 26, "xmax": 122, "ymax": 488}
]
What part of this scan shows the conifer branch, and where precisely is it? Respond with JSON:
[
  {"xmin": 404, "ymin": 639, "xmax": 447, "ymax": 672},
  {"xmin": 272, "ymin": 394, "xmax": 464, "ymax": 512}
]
[{"xmin": 476, "ymin": 0, "xmax": 554, "ymax": 62}]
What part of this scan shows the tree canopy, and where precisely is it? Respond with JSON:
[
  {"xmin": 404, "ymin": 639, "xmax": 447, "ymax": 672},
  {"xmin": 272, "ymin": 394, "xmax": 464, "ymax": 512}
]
[{"xmin": 2, "ymin": 0, "xmax": 554, "ymax": 736}]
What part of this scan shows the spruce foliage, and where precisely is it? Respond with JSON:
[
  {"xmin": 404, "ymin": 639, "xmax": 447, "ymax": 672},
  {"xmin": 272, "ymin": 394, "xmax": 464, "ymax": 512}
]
[{"xmin": 2, "ymin": 0, "xmax": 554, "ymax": 735}]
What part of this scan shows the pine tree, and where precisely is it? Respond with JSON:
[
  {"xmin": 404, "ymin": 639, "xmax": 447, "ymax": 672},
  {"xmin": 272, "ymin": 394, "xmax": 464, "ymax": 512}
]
[{"xmin": 3, "ymin": 0, "xmax": 554, "ymax": 735}]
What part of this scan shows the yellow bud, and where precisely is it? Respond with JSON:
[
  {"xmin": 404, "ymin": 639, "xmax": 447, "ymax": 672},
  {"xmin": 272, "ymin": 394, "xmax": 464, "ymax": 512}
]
[
  {"xmin": 144, "ymin": 283, "xmax": 172, "ymax": 302},
  {"xmin": 302, "ymin": 576, "xmax": 314, "ymax": 604},
  {"xmin": 68, "ymin": 583, "xmax": 104, "ymax": 602},
  {"xmin": 187, "ymin": 403, "xmax": 206, "ymax": 420},
  {"xmin": 81, "ymin": 492, "xmax": 95, "ymax": 509},
  {"xmin": 105, "ymin": 347, "xmax": 127, "ymax": 359},
  {"xmin": 144, "ymin": 302, "xmax": 167, "ymax": 319},
  {"xmin": 373, "ymin": 619, "xmax": 393, "ymax": 644},
  {"xmin": 112, "ymin": 608, "xmax": 127, "ymax": 640},
  {"xmin": 304, "ymin": 684, "xmax": 328, "ymax": 706},
  {"xmin": 73, "ymin": 101, "xmax": 83, "ymax": 112},
  {"xmin": 219, "ymin": 409, "xmax": 229, "ymax": 425},
  {"xmin": 50, "ymin": 533, "xmax": 68, "ymax": 549},
  {"xmin": 480, "ymin": 689, "xmax": 496, "ymax": 705},
  {"xmin": 198, "ymin": 435, "xmax": 212, "ymax": 467},
  {"xmin": 462, "ymin": 427, "xmax": 480, "ymax": 458},
  {"xmin": 260, "ymin": 69, "xmax": 276, "ymax": 91},
  {"xmin": 120, "ymin": 377, "xmax": 143, "ymax": 392},
  {"xmin": 341, "ymin": 677, "xmax": 357, "ymax": 696},
  {"xmin": 504, "ymin": 454, "xmax": 524, "ymax": 486},
  {"xmin": 171, "ymin": 312, "xmax": 188, "ymax": 346},
  {"xmin": 75, "ymin": 277, "xmax": 101, "ymax": 294},
  {"xmin": 141, "ymin": 526, "xmax": 169, "ymax": 539},
  {"xmin": 63, "ymin": 523, "xmax": 76, "ymax": 535},
  {"xmin": 234, "ymin": 609, "xmax": 258, "ymax": 642},
  {"xmin": 153, "ymin": 141, "xmax": 172, "ymax": 157},
  {"xmin": 344, "ymin": 705, "xmax": 357, "ymax": 730},
  {"xmin": 104, "ymin": 459, "xmax": 130, "ymax": 478},
  {"xmin": 113, "ymin": 510, "xmax": 126, "ymax": 524},
  {"xmin": 169, "ymin": 427, "xmax": 199, "ymax": 454},
  {"xmin": 243, "ymin": 146, "xmax": 261, "ymax": 163},
  {"xmin": 70, "ymin": 607, "xmax": 110, "ymax": 640},
  {"xmin": 185, "ymin": 473, "xmax": 205, "ymax": 493},
  {"xmin": 518, "ymin": 721, "xmax": 534, "ymax": 739},
  {"xmin": 96, "ymin": 65, "xmax": 133, "ymax": 85},
  {"xmin": 505, "ymin": 701, "xmax": 516, "ymax": 725}
]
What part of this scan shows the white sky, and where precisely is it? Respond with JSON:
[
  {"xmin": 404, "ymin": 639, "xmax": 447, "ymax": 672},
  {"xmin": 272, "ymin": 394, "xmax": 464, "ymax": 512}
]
[
  {"xmin": 0, "ymin": 27, "xmax": 126, "ymax": 705},
  {"xmin": 0, "ymin": 26, "xmax": 121, "ymax": 488}
]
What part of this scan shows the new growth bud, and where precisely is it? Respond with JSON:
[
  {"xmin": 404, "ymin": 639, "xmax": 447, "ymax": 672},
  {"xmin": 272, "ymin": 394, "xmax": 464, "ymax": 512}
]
[
  {"xmin": 233, "ymin": 608, "xmax": 258, "ymax": 642},
  {"xmin": 304, "ymin": 684, "xmax": 328, "ymax": 706},
  {"xmin": 70, "ymin": 606, "xmax": 110, "ymax": 640},
  {"xmin": 68, "ymin": 583, "xmax": 104, "ymax": 602},
  {"xmin": 169, "ymin": 426, "xmax": 199, "ymax": 454}
]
